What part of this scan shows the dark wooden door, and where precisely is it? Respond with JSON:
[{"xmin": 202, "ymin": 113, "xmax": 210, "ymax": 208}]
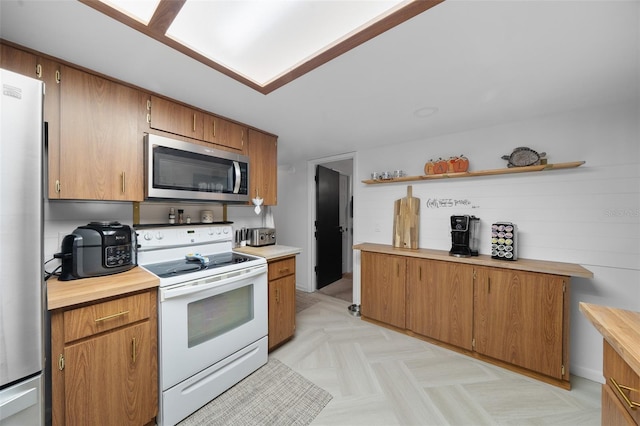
[{"xmin": 315, "ymin": 165, "xmax": 342, "ymax": 289}]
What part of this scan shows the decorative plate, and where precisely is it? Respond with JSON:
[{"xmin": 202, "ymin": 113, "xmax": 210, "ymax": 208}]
[{"xmin": 501, "ymin": 147, "xmax": 546, "ymax": 168}]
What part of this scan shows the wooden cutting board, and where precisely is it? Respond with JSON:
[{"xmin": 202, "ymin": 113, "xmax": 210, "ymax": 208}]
[{"xmin": 393, "ymin": 185, "xmax": 420, "ymax": 249}]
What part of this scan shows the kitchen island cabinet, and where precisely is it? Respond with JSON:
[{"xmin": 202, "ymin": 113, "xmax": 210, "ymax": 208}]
[
  {"xmin": 48, "ymin": 268, "xmax": 159, "ymax": 426},
  {"xmin": 356, "ymin": 243, "xmax": 592, "ymax": 389},
  {"xmin": 581, "ymin": 303, "xmax": 640, "ymax": 425}
]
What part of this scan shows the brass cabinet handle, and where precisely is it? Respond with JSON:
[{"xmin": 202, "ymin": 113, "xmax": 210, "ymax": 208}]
[
  {"xmin": 36, "ymin": 64, "xmax": 42, "ymax": 78},
  {"xmin": 213, "ymin": 119, "xmax": 216, "ymax": 137},
  {"xmin": 121, "ymin": 172, "xmax": 126, "ymax": 193},
  {"xmin": 55, "ymin": 180, "xmax": 61, "ymax": 193},
  {"xmin": 279, "ymin": 268, "xmax": 290, "ymax": 274},
  {"xmin": 55, "ymin": 70, "xmax": 60, "ymax": 84},
  {"xmin": 131, "ymin": 337, "xmax": 137, "ymax": 364},
  {"xmin": 94, "ymin": 310, "xmax": 129, "ymax": 323},
  {"xmin": 193, "ymin": 114, "xmax": 196, "ymax": 132},
  {"xmin": 611, "ymin": 377, "xmax": 640, "ymax": 410},
  {"xmin": 275, "ymin": 288, "xmax": 280, "ymax": 304},
  {"xmin": 58, "ymin": 354, "xmax": 65, "ymax": 371}
]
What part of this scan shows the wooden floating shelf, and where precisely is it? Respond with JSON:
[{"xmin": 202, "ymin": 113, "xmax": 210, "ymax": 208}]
[{"xmin": 362, "ymin": 161, "xmax": 586, "ymax": 184}]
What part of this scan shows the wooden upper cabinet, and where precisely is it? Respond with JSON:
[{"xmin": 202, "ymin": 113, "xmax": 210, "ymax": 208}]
[
  {"xmin": 247, "ymin": 129, "xmax": 277, "ymax": 205},
  {"xmin": 59, "ymin": 66, "xmax": 143, "ymax": 201},
  {"xmin": 406, "ymin": 259, "xmax": 474, "ymax": 350},
  {"xmin": 1, "ymin": 44, "xmax": 62, "ymax": 199},
  {"xmin": 203, "ymin": 115, "xmax": 247, "ymax": 152},
  {"xmin": 474, "ymin": 267, "xmax": 567, "ymax": 380},
  {"xmin": 1, "ymin": 44, "xmax": 38, "ymax": 76},
  {"xmin": 148, "ymin": 95, "xmax": 204, "ymax": 140}
]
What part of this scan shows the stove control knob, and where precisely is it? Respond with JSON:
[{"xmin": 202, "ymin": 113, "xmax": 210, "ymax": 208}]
[
  {"xmin": 215, "ymin": 228, "xmax": 222, "ymax": 235},
  {"xmin": 143, "ymin": 232, "xmax": 152, "ymax": 241},
  {"xmin": 207, "ymin": 228, "xmax": 215, "ymax": 236},
  {"xmin": 222, "ymin": 228, "xmax": 229, "ymax": 234},
  {"xmin": 155, "ymin": 232, "xmax": 164, "ymax": 240}
]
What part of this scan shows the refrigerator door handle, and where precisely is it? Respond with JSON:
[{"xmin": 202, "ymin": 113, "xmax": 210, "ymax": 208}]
[{"xmin": 0, "ymin": 386, "xmax": 38, "ymax": 421}]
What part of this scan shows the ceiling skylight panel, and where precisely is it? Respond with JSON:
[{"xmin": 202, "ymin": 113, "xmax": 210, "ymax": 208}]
[
  {"xmin": 165, "ymin": 0, "xmax": 407, "ymax": 85},
  {"xmin": 98, "ymin": 0, "xmax": 160, "ymax": 24}
]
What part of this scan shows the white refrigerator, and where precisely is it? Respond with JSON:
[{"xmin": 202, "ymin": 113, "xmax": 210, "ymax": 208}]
[{"xmin": 0, "ymin": 69, "xmax": 45, "ymax": 425}]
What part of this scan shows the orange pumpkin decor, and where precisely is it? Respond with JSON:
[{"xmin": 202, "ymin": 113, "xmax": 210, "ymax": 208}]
[
  {"xmin": 450, "ymin": 155, "xmax": 469, "ymax": 173},
  {"xmin": 424, "ymin": 159, "xmax": 435, "ymax": 175},
  {"xmin": 426, "ymin": 155, "xmax": 470, "ymax": 175},
  {"xmin": 433, "ymin": 158, "xmax": 448, "ymax": 174}
]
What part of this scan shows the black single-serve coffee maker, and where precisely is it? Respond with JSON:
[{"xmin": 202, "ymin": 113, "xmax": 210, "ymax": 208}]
[{"xmin": 449, "ymin": 215, "xmax": 480, "ymax": 257}]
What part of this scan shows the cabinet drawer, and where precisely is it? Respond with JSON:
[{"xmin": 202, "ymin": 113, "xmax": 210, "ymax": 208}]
[
  {"xmin": 268, "ymin": 257, "xmax": 295, "ymax": 281},
  {"xmin": 604, "ymin": 340, "xmax": 640, "ymax": 424},
  {"xmin": 63, "ymin": 292, "xmax": 151, "ymax": 342}
]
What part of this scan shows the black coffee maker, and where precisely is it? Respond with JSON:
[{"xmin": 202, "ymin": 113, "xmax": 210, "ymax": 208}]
[{"xmin": 449, "ymin": 215, "xmax": 480, "ymax": 257}]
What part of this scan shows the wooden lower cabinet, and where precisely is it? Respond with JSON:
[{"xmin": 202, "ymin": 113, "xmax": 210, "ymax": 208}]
[
  {"xmin": 267, "ymin": 256, "xmax": 296, "ymax": 350},
  {"xmin": 406, "ymin": 259, "xmax": 474, "ymax": 350},
  {"xmin": 50, "ymin": 289, "xmax": 158, "ymax": 426},
  {"xmin": 474, "ymin": 268, "xmax": 568, "ymax": 381},
  {"xmin": 603, "ymin": 339, "xmax": 640, "ymax": 425},
  {"xmin": 360, "ymin": 250, "xmax": 573, "ymax": 387},
  {"xmin": 361, "ymin": 252, "xmax": 406, "ymax": 329}
]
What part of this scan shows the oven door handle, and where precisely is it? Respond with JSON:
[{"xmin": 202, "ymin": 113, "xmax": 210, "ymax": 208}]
[{"xmin": 161, "ymin": 264, "xmax": 267, "ymax": 300}]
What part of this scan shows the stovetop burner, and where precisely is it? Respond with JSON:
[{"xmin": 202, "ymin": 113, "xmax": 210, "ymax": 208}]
[{"xmin": 143, "ymin": 252, "xmax": 252, "ymax": 279}]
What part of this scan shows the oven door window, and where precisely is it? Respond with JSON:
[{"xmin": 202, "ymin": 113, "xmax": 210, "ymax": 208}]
[
  {"xmin": 187, "ymin": 285, "xmax": 253, "ymax": 347},
  {"xmin": 153, "ymin": 145, "xmax": 246, "ymax": 194}
]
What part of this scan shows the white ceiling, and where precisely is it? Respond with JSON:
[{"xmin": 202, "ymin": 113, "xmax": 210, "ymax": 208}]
[{"xmin": 1, "ymin": 1, "xmax": 638, "ymax": 167}]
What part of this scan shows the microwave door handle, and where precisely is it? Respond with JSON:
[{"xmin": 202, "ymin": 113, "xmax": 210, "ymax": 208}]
[{"xmin": 233, "ymin": 161, "xmax": 241, "ymax": 194}]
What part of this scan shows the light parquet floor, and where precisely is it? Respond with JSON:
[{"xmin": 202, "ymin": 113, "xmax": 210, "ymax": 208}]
[{"xmin": 272, "ymin": 292, "xmax": 601, "ymax": 426}]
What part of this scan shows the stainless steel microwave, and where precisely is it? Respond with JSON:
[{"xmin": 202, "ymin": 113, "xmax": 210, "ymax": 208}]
[{"xmin": 144, "ymin": 134, "xmax": 249, "ymax": 202}]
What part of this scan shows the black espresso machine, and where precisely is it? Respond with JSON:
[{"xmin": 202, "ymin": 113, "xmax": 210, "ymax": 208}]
[{"xmin": 449, "ymin": 215, "xmax": 480, "ymax": 257}]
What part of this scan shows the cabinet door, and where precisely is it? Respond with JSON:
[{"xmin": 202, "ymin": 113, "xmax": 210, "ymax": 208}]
[
  {"xmin": 149, "ymin": 95, "xmax": 204, "ymax": 140},
  {"xmin": 247, "ymin": 129, "xmax": 277, "ymax": 205},
  {"xmin": 39, "ymin": 57, "xmax": 62, "ymax": 199},
  {"xmin": 268, "ymin": 274, "xmax": 296, "ymax": 350},
  {"xmin": 1, "ymin": 44, "xmax": 37, "ymax": 76},
  {"xmin": 64, "ymin": 321, "xmax": 155, "ymax": 426},
  {"xmin": 203, "ymin": 114, "xmax": 247, "ymax": 152},
  {"xmin": 604, "ymin": 339, "xmax": 640, "ymax": 424},
  {"xmin": 474, "ymin": 268, "xmax": 566, "ymax": 379},
  {"xmin": 406, "ymin": 259, "xmax": 474, "ymax": 350},
  {"xmin": 59, "ymin": 66, "xmax": 142, "ymax": 200},
  {"xmin": 602, "ymin": 384, "xmax": 637, "ymax": 426},
  {"xmin": 361, "ymin": 252, "xmax": 406, "ymax": 329}
]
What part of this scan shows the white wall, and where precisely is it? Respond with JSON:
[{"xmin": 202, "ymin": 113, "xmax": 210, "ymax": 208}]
[{"xmin": 278, "ymin": 100, "xmax": 639, "ymax": 383}]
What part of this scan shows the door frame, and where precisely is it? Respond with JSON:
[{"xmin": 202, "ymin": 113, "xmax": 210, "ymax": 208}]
[{"xmin": 307, "ymin": 152, "xmax": 357, "ymax": 292}]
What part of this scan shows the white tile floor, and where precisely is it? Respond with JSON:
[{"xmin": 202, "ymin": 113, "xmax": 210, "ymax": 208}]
[{"xmin": 273, "ymin": 292, "xmax": 601, "ymax": 426}]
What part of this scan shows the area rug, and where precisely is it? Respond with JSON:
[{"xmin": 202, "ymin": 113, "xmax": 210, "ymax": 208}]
[{"xmin": 178, "ymin": 358, "xmax": 332, "ymax": 426}]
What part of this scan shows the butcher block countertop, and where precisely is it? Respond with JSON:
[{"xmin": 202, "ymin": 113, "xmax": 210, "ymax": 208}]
[
  {"xmin": 580, "ymin": 302, "xmax": 640, "ymax": 377},
  {"xmin": 47, "ymin": 267, "xmax": 160, "ymax": 311},
  {"xmin": 353, "ymin": 243, "xmax": 593, "ymax": 278},
  {"xmin": 234, "ymin": 245, "xmax": 301, "ymax": 261}
]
